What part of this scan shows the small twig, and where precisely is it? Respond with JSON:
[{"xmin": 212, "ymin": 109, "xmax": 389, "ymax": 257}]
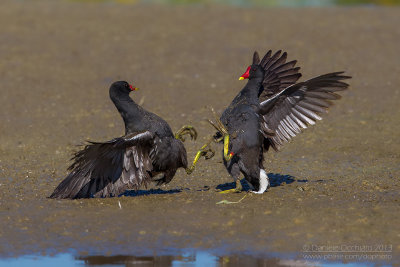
[{"xmin": 216, "ymin": 193, "xmax": 249, "ymax": 205}]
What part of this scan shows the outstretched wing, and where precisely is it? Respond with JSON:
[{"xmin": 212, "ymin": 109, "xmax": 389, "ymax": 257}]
[
  {"xmin": 49, "ymin": 131, "xmax": 155, "ymax": 199},
  {"xmin": 259, "ymin": 72, "xmax": 351, "ymax": 151},
  {"xmin": 259, "ymin": 50, "xmax": 302, "ymax": 101}
]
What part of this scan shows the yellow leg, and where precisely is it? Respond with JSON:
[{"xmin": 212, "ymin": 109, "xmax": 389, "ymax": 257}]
[
  {"xmin": 223, "ymin": 134, "xmax": 233, "ymax": 161},
  {"xmin": 186, "ymin": 137, "xmax": 215, "ymax": 174}
]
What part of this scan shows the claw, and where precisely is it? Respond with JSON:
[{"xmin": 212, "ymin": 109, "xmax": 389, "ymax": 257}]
[
  {"xmin": 186, "ymin": 166, "xmax": 195, "ymax": 175},
  {"xmin": 217, "ymin": 180, "xmax": 242, "ymax": 193},
  {"xmin": 175, "ymin": 125, "xmax": 197, "ymax": 142},
  {"xmin": 153, "ymin": 178, "xmax": 166, "ymax": 186},
  {"xmin": 151, "ymin": 174, "xmax": 167, "ymax": 186},
  {"xmin": 203, "ymin": 148, "xmax": 215, "ymax": 160}
]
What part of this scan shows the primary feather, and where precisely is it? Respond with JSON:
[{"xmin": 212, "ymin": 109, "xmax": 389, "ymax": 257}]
[
  {"xmin": 50, "ymin": 81, "xmax": 188, "ymax": 199},
  {"xmin": 217, "ymin": 50, "xmax": 351, "ymax": 193}
]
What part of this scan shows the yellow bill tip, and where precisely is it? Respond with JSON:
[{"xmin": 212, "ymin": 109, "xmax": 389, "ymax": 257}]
[{"xmin": 238, "ymin": 77, "xmax": 244, "ymax": 81}]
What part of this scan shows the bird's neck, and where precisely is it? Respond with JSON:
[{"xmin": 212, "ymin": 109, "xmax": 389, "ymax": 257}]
[
  {"xmin": 241, "ymin": 77, "xmax": 263, "ymax": 100},
  {"xmin": 228, "ymin": 77, "xmax": 262, "ymax": 110},
  {"xmin": 110, "ymin": 93, "xmax": 142, "ymax": 134}
]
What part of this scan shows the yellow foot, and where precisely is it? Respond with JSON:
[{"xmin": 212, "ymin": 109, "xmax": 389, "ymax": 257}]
[
  {"xmin": 186, "ymin": 166, "xmax": 195, "ymax": 175},
  {"xmin": 217, "ymin": 180, "xmax": 242, "ymax": 193},
  {"xmin": 186, "ymin": 143, "xmax": 215, "ymax": 175},
  {"xmin": 217, "ymin": 188, "xmax": 242, "ymax": 194},
  {"xmin": 175, "ymin": 125, "xmax": 197, "ymax": 142}
]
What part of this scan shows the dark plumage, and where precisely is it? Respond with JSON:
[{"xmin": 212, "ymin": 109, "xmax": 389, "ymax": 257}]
[
  {"xmin": 50, "ymin": 81, "xmax": 189, "ymax": 199},
  {"xmin": 216, "ymin": 50, "xmax": 351, "ymax": 194}
]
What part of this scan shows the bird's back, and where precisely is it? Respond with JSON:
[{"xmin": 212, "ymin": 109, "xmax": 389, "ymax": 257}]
[
  {"xmin": 138, "ymin": 108, "xmax": 174, "ymax": 138},
  {"xmin": 120, "ymin": 101, "xmax": 174, "ymax": 139}
]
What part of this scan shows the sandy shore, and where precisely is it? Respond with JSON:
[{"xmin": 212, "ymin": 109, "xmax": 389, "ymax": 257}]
[{"xmin": 0, "ymin": 0, "xmax": 399, "ymax": 263}]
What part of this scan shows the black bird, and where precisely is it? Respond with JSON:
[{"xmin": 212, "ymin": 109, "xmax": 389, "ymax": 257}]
[
  {"xmin": 204, "ymin": 50, "xmax": 351, "ymax": 194},
  {"xmin": 50, "ymin": 81, "xmax": 197, "ymax": 199}
]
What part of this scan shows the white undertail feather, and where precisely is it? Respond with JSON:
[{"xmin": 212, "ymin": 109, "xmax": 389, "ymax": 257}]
[{"xmin": 252, "ymin": 169, "xmax": 269, "ymax": 194}]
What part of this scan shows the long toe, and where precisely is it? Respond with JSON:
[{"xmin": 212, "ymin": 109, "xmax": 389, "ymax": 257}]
[
  {"xmin": 218, "ymin": 189, "xmax": 236, "ymax": 194},
  {"xmin": 203, "ymin": 148, "xmax": 215, "ymax": 160},
  {"xmin": 218, "ymin": 188, "xmax": 242, "ymax": 194},
  {"xmin": 175, "ymin": 125, "xmax": 197, "ymax": 142},
  {"xmin": 188, "ymin": 126, "xmax": 198, "ymax": 140}
]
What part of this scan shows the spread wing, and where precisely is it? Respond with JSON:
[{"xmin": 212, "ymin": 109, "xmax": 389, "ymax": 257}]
[
  {"xmin": 259, "ymin": 72, "xmax": 351, "ymax": 151},
  {"xmin": 49, "ymin": 131, "xmax": 155, "ymax": 199},
  {"xmin": 259, "ymin": 50, "xmax": 302, "ymax": 101}
]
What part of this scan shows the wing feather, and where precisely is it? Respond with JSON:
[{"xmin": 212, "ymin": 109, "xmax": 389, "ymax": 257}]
[
  {"xmin": 285, "ymin": 115, "xmax": 301, "ymax": 133},
  {"xmin": 259, "ymin": 50, "xmax": 302, "ymax": 100},
  {"xmin": 260, "ymin": 72, "xmax": 351, "ymax": 150},
  {"xmin": 49, "ymin": 131, "xmax": 155, "ymax": 199}
]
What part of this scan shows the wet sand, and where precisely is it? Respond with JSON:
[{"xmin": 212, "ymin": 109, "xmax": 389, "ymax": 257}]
[{"xmin": 0, "ymin": 0, "xmax": 399, "ymax": 263}]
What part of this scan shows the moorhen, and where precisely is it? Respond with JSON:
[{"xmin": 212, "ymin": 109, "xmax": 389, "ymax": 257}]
[
  {"xmin": 196, "ymin": 50, "xmax": 351, "ymax": 194},
  {"xmin": 50, "ymin": 81, "xmax": 197, "ymax": 199}
]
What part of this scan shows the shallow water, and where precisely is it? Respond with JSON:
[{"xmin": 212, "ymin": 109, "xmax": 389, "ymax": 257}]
[
  {"xmin": 1, "ymin": 0, "xmax": 399, "ymax": 266},
  {"xmin": 0, "ymin": 251, "xmax": 383, "ymax": 267}
]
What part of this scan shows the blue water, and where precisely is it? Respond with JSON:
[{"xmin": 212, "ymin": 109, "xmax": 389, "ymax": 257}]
[
  {"xmin": 1, "ymin": 253, "xmax": 218, "ymax": 267},
  {"xmin": 0, "ymin": 254, "xmax": 74, "ymax": 267},
  {"xmin": 0, "ymin": 251, "xmax": 390, "ymax": 267}
]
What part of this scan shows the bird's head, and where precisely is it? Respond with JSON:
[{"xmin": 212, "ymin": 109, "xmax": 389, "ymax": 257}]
[
  {"xmin": 110, "ymin": 81, "xmax": 139, "ymax": 96},
  {"xmin": 239, "ymin": 51, "xmax": 264, "ymax": 81}
]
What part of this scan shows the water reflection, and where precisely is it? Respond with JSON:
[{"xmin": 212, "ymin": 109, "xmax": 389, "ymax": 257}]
[
  {"xmin": 0, "ymin": 251, "xmax": 382, "ymax": 266},
  {"xmin": 77, "ymin": 252, "xmax": 288, "ymax": 266},
  {"xmin": 78, "ymin": 255, "xmax": 174, "ymax": 266}
]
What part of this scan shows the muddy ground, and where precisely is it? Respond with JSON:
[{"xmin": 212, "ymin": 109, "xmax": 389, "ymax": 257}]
[{"xmin": 0, "ymin": 0, "xmax": 399, "ymax": 264}]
